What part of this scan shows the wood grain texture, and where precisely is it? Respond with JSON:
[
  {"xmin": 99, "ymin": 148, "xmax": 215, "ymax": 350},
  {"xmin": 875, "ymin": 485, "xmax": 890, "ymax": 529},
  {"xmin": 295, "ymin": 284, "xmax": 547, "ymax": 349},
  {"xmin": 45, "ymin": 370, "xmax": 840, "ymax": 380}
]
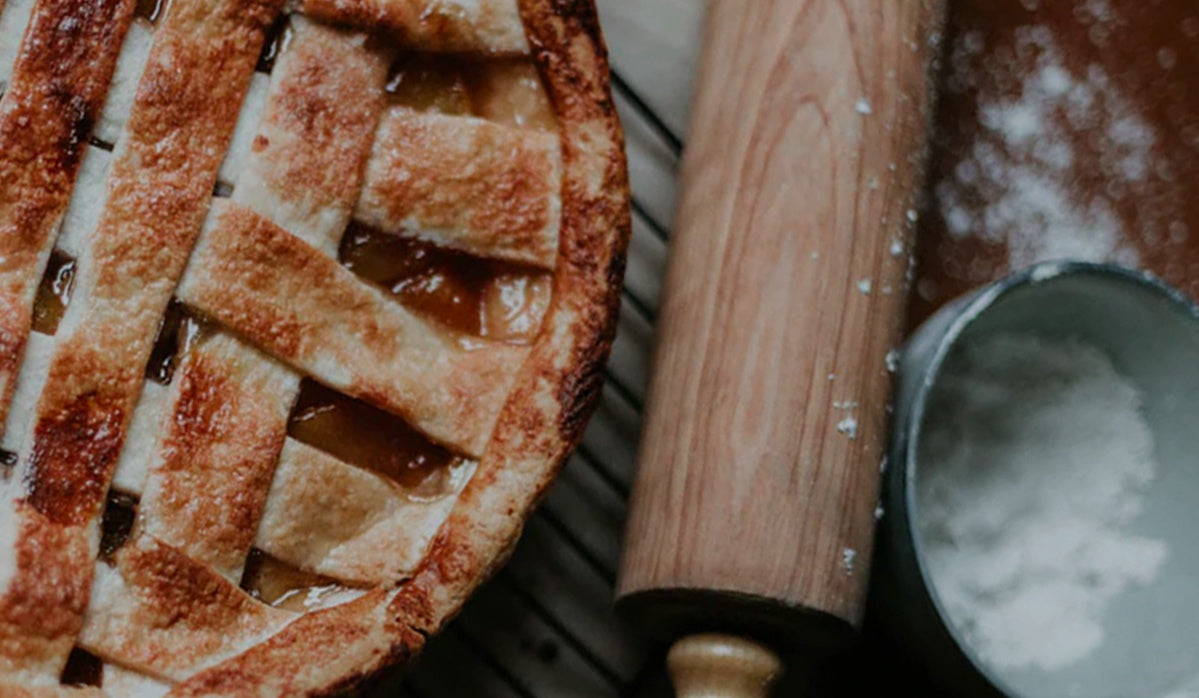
[{"xmin": 617, "ymin": 0, "xmax": 942, "ymax": 634}]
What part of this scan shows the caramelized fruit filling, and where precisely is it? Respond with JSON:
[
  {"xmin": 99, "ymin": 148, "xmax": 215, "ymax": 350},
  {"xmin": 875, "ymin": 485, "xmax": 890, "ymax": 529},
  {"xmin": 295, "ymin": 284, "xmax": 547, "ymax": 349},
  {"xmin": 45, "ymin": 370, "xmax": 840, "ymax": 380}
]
[
  {"xmin": 31, "ymin": 250, "xmax": 75, "ymax": 335},
  {"xmin": 99, "ymin": 491, "xmax": 137, "ymax": 562},
  {"xmin": 288, "ymin": 379, "xmax": 469, "ymax": 500},
  {"xmin": 386, "ymin": 53, "xmax": 557, "ymax": 131},
  {"xmin": 241, "ymin": 549, "xmax": 347, "ymax": 612},
  {"xmin": 466, "ymin": 59, "xmax": 557, "ymax": 131},
  {"xmin": 135, "ymin": 0, "xmax": 167, "ymax": 23},
  {"xmin": 256, "ymin": 16, "xmax": 292, "ymax": 74},
  {"xmin": 61, "ymin": 648, "xmax": 103, "ymax": 687},
  {"xmin": 340, "ymin": 223, "xmax": 552, "ymax": 343},
  {"xmin": 145, "ymin": 301, "xmax": 205, "ymax": 385},
  {"xmin": 386, "ymin": 53, "xmax": 472, "ymax": 115}
]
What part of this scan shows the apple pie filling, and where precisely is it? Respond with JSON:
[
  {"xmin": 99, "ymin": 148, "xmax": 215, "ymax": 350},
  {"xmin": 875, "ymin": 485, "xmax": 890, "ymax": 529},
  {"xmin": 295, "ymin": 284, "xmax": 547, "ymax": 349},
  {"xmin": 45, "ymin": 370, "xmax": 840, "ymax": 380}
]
[
  {"xmin": 339, "ymin": 223, "xmax": 552, "ymax": 343},
  {"xmin": 30, "ymin": 250, "xmax": 74, "ymax": 335},
  {"xmin": 239, "ymin": 549, "xmax": 350, "ymax": 613}
]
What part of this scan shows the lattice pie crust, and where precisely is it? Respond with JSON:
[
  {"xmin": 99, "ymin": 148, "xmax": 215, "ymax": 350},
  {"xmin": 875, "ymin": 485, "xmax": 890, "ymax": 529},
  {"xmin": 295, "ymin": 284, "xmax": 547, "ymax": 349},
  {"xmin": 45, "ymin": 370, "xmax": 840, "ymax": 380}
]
[{"xmin": 0, "ymin": 0, "xmax": 628, "ymax": 693}]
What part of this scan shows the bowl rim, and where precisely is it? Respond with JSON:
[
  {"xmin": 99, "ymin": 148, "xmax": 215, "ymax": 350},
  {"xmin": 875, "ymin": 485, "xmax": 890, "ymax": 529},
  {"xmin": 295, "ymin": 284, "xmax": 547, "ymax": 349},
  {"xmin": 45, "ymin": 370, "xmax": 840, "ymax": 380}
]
[{"xmin": 897, "ymin": 261, "xmax": 1199, "ymax": 696}]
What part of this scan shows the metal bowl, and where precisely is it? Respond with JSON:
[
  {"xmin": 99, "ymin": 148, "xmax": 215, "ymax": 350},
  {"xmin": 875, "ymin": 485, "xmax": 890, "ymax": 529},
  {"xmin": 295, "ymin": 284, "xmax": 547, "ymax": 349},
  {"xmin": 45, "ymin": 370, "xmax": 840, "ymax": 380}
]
[{"xmin": 874, "ymin": 262, "xmax": 1199, "ymax": 698}]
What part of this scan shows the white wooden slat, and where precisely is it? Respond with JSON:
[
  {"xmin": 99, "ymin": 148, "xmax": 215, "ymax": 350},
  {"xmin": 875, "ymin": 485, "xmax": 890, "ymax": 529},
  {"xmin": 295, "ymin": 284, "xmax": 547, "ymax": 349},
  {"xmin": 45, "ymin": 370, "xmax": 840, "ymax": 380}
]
[
  {"xmin": 594, "ymin": 0, "xmax": 703, "ymax": 137},
  {"xmin": 540, "ymin": 458, "xmax": 626, "ymax": 576},
  {"xmin": 449, "ymin": 575, "xmax": 619, "ymax": 696},
  {"xmin": 624, "ymin": 213, "xmax": 669, "ymax": 313},
  {"xmin": 617, "ymin": 94, "xmax": 680, "ymax": 227},
  {"xmin": 604, "ymin": 305, "xmax": 655, "ymax": 407},
  {"xmin": 505, "ymin": 517, "xmax": 642, "ymax": 674},
  {"xmin": 578, "ymin": 384, "xmax": 643, "ymax": 485},
  {"xmin": 404, "ymin": 631, "xmax": 527, "ymax": 698}
]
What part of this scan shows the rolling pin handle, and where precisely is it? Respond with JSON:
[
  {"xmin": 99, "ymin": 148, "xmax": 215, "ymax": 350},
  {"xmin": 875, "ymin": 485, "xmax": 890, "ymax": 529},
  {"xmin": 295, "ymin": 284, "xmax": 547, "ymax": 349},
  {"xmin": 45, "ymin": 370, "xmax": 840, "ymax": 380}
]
[{"xmin": 667, "ymin": 634, "xmax": 783, "ymax": 698}]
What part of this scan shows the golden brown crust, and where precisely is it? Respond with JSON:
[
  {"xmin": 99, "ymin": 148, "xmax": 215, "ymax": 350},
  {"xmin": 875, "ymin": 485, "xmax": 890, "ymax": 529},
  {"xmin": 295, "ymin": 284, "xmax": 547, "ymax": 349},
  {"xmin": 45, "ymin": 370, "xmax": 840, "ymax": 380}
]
[
  {"xmin": 138, "ymin": 333, "xmax": 298, "ymax": 583},
  {"xmin": 177, "ymin": 201, "xmax": 528, "ymax": 457},
  {"xmin": 128, "ymin": 12, "xmax": 393, "ymax": 590},
  {"xmin": 234, "ymin": 15, "xmax": 389, "ymax": 254},
  {"xmin": 390, "ymin": 0, "xmax": 631, "ymax": 621},
  {"xmin": 354, "ymin": 108, "xmax": 562, "ymax": 269},
  {"xmin": 22, "ymin": 0, "xmax": 281, "ymax": 522},
  {"xmin": 0, "ymin": 0, "xmax": 282, "ymax": 682},
  {"xmin": 0, "ymin": 505, "xmax": 92, "ymax": 682},
  {"xmin": 169, "ymin": 589, "xmax": 422, "ymax": 698},
  {"xmin": 0, "ymin": 0, "xmax": 627, "ymax": 691},
  {"xmin": 0, "ymin": 0, "xmax": 134, "ymax": 443},
  {"xmin": 172, "ymin": 0, "xmax": 629, "ymax": 692},
  {"xmin": 78, "ymin": 536, "xmax": 292, "ymax": 681},
  {"xmin": 254, "ymin": 439, "xmax": 471, "ymax": 584}
]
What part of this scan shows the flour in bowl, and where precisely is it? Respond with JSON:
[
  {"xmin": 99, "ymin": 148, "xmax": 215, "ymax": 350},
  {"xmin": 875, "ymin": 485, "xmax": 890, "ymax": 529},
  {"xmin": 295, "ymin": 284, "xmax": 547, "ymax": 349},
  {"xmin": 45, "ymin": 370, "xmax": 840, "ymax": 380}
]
[{"xmin": 917, "ymin": 333, "xmax": 1167, "ymax": 672}]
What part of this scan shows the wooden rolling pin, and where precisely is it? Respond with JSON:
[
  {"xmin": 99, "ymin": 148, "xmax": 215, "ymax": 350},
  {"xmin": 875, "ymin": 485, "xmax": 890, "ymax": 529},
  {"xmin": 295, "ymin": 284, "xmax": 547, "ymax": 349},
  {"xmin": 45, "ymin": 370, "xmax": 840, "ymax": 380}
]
[{"xmin": 616, "ymin": 1, "xmax": 944, "ymax": 695}]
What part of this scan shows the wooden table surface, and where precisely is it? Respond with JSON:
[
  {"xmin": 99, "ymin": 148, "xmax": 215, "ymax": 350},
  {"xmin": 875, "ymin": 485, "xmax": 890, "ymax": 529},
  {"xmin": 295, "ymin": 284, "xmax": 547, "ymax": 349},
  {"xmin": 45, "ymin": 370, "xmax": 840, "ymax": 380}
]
[{"xmin": 363, "ymin": 1, "xmax": 1199, "ymax": 695}]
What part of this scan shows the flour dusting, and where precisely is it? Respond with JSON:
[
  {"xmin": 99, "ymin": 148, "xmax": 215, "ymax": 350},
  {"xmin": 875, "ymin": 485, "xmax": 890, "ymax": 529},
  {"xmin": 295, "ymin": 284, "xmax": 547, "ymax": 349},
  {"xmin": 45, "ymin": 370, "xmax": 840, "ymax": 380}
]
[
  {"xmin": 934, "ymin": 24, "xmax": 1176, "ymax": 268},
  {"xmin": 918, "ymin": 333, "xmax": 1167, "ymax": 673}
]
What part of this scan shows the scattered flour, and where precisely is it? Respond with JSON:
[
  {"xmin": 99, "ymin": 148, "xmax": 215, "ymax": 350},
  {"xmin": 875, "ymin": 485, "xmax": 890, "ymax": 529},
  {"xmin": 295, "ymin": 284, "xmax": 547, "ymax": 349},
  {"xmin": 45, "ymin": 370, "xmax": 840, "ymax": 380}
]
[
  {"xmin": 836, "ymin": 415, "xmax": 858, "ymax": 440},
  {"xmin": 934, "ymin": 23, "xmax": 1176, "ymax": 268},
  {"xmin": 842, "ymin": 547, "xmax": 857, "ymax": 574},
  {"xmin": 917, "ymin": 333, "xmax": 1167, "ymax": 673}
]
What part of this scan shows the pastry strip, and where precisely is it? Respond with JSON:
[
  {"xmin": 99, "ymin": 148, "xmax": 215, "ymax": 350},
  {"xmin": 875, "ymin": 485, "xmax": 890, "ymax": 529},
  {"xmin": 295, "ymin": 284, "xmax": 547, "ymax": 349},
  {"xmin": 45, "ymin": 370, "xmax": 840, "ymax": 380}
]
[
  {"xmin": 231, "ymin": 16, "xmax": 390, "ymax": 255},
  {"xmin": 254, "ymin": 439, "xmax": 471, "ymax": 584},
  {"xmin": 54, "ymin": 146, "xmax": 112, "ymax": 259},
  {"xmin": 77, "ymin": 536, "xmax": 292, "ymax": 682},
  {"xmin": 0, "ymin": 0, "xmax": 134, "ymax": 441},
  {"xmin": 0, "ymin": 0, "xmax": 281, "ymax": 681},
  {"xmin": 355, "ymin": 108, "xmax": 561, "ymax": 269},
  {"xmin": 100, "ymin": 661, "xmax": 171, "ymax": 697},
  {"xmin": 215, "ymin": 72, "xmax": 271, "ymax": 189},
  {"xmin": 133, "ymin": 17, "xmax": 390, "ymax": 583},
  {"xmin": 93, "ymin": 17, "xmax": 153, "ymax": 145},
  {"xmin": 0, "ymin": 330, "xmax": 52, "ymax": 458},
  {"xmin": 178, "ymin": 200, "xmax": 528, "ymax": 457},
  {"xmin": 109, "ymin": 380, "xmax": 168, "ymax": 495},
  {"xmin": 136, "ymin": 333, "xmax": 298, "ymax": 583}
]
